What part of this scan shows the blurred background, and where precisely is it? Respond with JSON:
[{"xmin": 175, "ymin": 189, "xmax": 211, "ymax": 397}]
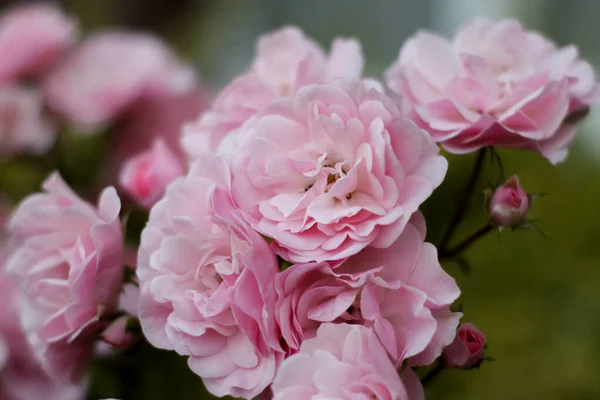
[{"xmin": 1, "ymin": 0, "xmax": 600, "ymax": 399}]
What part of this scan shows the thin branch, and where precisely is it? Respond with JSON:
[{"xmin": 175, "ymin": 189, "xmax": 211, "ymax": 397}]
[
  {"xmin": 421, "ymin": 361, "xmax": 445, "ymax": 386},
  {"xmin": 438, "ymin": 149, "xmax": 487, "ymax": 251},
  {"xmin": 439, "ymin": 223, "xmax": 494, "ymax": 260}
]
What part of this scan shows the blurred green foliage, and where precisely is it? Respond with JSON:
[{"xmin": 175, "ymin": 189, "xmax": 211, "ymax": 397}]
[{"xmin": 423, "ymin": 142, "xmax": 600, "ymax": 400}]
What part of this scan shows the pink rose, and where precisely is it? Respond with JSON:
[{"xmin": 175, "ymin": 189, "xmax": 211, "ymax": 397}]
[
  {"xmin": 271, "ymin": 323, "xmax": 414, "ymax": 400},
  {"xmin": 386, "ymin": 18, "xmax": 599, "ymax": 164},
  {"xmin": 230, "ymin": 78, "xmax": 447, "ymax": 263},
  {"xmin": 137, "ymin": 156, "xmax": 282, "ymax": 399},
  {"xmin": 273, "ymin": 214, "xmax": 460, "ymax": 365},
  {"xmin": 347, "ymin": 213, "xmax": 460, "ymax": 366},
  {"xmin": 442, "ymin": 323, "xmax": 486, "ymax": 369},
  {"xmin": 44, "ymin": 31, "xmax": 197, "ymax": 132},
  {"xmin": 0, "ymin": 3, "xmax": 76, "ymax": 85},
  {"xmin": 181, "ymin": 26, "xmax": 363, "ymax": 158},
  {"xmin": 0, "ymin": 263, "xmax": 84, "ymax": 400},
  {"xmin": 487, "ymin": 175, "xmax": 530, "ymax": 227},
  {"xmin": 0, "ymin": 85, "xmax": 56, "ymax": 157},
  {"xmin": 6, "ymin": 173, "xmax": 124, "ymax": 382},
  {"xmin": 119, "ymin": 138, "xmax": 184, "ymax": 208}
]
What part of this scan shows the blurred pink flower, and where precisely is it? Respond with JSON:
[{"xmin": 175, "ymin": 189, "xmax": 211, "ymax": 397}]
[
  {"xmin": 44, "ymin": 31, "xmax": 197, "ymax": 133},
  {"xmin": 137, "ymin": 156, "xmax": 282, "ymax": 399},
  {"xmin": 272, "ymin": 214, "xmax": 460, "ymax": 365},
  {"xmin": 182, "ymin": 25, "xmax": 363, "ymax": 158},
  {"xmin": 488, "ymin": 175, "xmax": 530, "ymax": 227},
  {"xmin": 271, "ymin": 323, "xmax": 415, "ymax": 400},
  {"xmin": 230, "ymin": 78, "xmax": 447, "ymax": 263},
  {"xmin": 119, "ymin": 138, "xmax": 184, "ymax": 208},
  {"xmin": 386, "ymin": 17, "xmax": 599, "ymax": 164},
  {"xmin": 6, "ymin": 173, "xmax": 124, "ymax": 382},
  {"xmin": 0, "ymin": 3, "xmax": 76, "ymax": 86},
  {"xmin": 0, "ymin": 85, "xmax": 55, "ymax": 157},
  {"xmin": 442, "ymin": 323, "xmax": 486, "ymax": 369},
  {"xmin": 0, "ymin": 258, "xmax": 84, "ymax": 400}
]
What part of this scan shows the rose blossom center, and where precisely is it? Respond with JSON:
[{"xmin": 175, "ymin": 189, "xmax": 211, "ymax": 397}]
[
  {"xmin": 303, "ymin": 151, "xmax": 353, "ymax": 200},
  {"xmin": 197, "ymin": 263, "xmax": 224, "ymax": 293}
]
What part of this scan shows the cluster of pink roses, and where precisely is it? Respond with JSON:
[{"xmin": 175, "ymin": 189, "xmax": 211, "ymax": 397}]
[
  {"xmin": 0, "ymin": 3, "xmax": 596, "ymax": 400},
  {"xmin": 137, "ymin": 20, "xmax": 596, "ymax": 399}
]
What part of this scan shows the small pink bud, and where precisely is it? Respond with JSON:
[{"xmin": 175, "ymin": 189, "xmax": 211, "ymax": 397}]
[
  {"xmin": 443, "ymin": 323, "xmax": 486, "ymax": 369},
  {"xmin": 119, "ymin": 138, "xmax": 183, "ymax": 208},
  {"xmin": 488, "ymin": 175, "xmax": 529, "ymax": 227},
  {"xmin": 101, "ymin": 316, "xmax": 136, "ymax": 348}
]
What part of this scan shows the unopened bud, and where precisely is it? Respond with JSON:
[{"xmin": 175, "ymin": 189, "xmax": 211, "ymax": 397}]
[
  {"xmin": 101, "ymin": 315, "xmax": 136, "ymax": 348},
  {"xmin": 119, "ymin": 138, "xmax": 183, "ymax": 209},
  {"xmin": 487, "ymin": 176, "xmax": 529, "ymax": 227},
  {"xmin": 443, "ymin": 323, "xmax": 486, "ymax": 369}
]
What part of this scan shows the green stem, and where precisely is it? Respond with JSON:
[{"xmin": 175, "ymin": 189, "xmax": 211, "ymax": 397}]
[
  {"xmin": 421, "ymin": 361, "xmax": 445, "ymax": 386},
  {"xmin": 438, "ymin": 149, "xmax": 487, "ymax": 252},
  {"xmin": 439, "ymin": 223, "xmax": 494, "ymax": 260}
]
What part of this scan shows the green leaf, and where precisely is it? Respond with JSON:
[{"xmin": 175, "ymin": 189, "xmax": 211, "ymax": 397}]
[
  {"xmin": 279, "ymin": 258, "xmax": 293, "ymax": 271},
  {"xmin": 262, "ymin": 235, "xmax": 274, "ymax": 244}
]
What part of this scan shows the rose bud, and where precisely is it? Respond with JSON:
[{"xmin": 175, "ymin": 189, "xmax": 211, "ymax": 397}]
[
  {"xmin": 118, "ymin": 138, "xmax": 184, "ymax": 208},
  {"xmin": 101, "ymin": 316, "xmax": 136, "ymax": 349},
  {"xmin": 487, "ymin": 176, "xmax": 529, "ymax": 227},
  {"xmin": 442, "ymin": 323, "xmax": 486, "ymax": 369}
]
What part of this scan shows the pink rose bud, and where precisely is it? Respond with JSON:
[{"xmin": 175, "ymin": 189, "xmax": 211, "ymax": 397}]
[
  {"xmin": 119, "ymin": 139, "xmax": 184, "ymax": 208},
  {"xmin": 488, "ymin": 176, "xmax": 529, "ymax": 227},
  {"xmin": 101, "ymin": 316, "xmax": 136, "ymax": 348},
  {"xmin": 443, "ymin": 323, "xmax": 486, "ymax": 369}
]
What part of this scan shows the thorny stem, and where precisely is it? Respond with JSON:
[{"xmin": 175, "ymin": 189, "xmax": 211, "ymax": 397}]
[
  {"xmin": 438, "ymin": 149, "xmax": 487, "ymax": 253},
  {"xmin": 439, "ymin": 223, "xmax": 494, "ymax": 260}
]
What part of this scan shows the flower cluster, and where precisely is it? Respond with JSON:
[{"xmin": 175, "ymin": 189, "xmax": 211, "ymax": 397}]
[
  {"xmin": 0, "ymin": 3, "xmax": 596, "ymax": 400},
  {"xmin": 138, "ymin": 26, "xmax": 465, "ymax": 399}
]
